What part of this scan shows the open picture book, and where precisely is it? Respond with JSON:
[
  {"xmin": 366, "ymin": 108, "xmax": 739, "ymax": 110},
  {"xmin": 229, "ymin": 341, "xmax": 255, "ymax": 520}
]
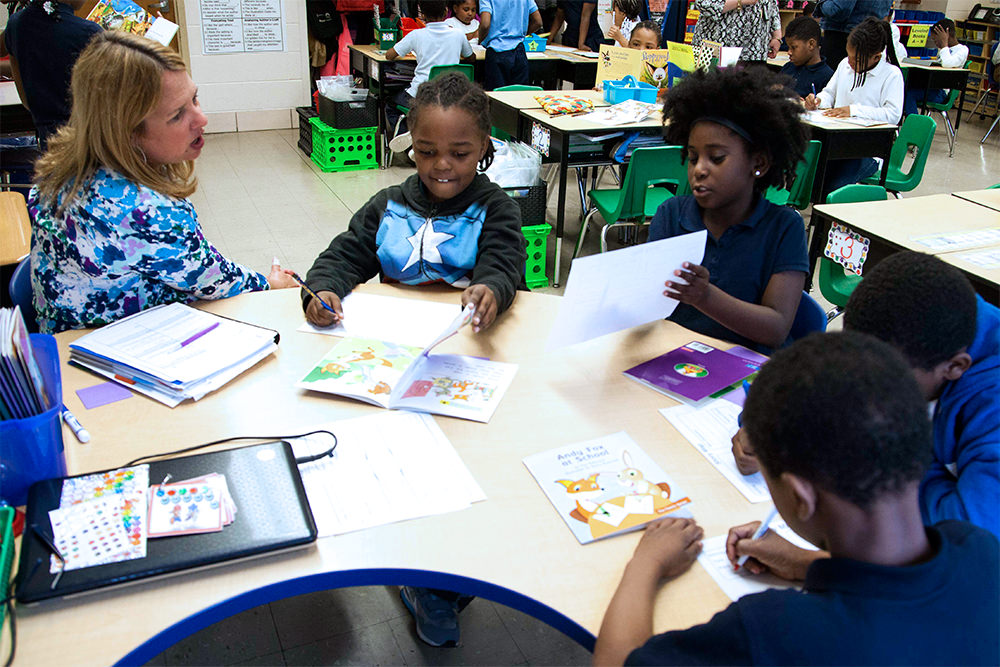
[{"xmin": 297, "ymin": 304, "xmax": 517, "ymax": 423}]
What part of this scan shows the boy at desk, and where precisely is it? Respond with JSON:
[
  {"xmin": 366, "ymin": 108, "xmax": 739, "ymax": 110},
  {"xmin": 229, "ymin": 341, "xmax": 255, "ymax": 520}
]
[
  {"xmin": 594, "ymin": 331, "xmax": 1000, "ymax": 666},
  {"xmin": 902, "ymin": 18, "xmax": 970, "ymax": 116},
  {"xmin": 779, "ymin": 16, "xmax": 833, "ymax": 99}
]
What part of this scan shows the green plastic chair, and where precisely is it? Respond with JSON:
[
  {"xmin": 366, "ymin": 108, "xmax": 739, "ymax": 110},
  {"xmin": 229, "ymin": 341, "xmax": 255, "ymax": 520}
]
[
  {"xmin": 764, "ymin": 139, "xmax": 822, "ymax": 210},
  {"xmin": 862, "ymin": 114, "xmax": 936, "ymax": 197},
  {"xmin": 388, "ymin": 64, "xmax": 476, "ymax": 165},
  {"xmin": 818, "ymin": 184, "xmax": 888, "ymax": 319},
  {"xmin": 573, "ymin": 146, "xmax": 684, "ymax": 257},
  {"xmin": 492, "ymin": 85, "xmax": 543, "ymax": 140},
  {"xmin": 922, "ymin": 60, "xmax": 970, "ymax": 158},
  {"xmin": 990, "ymin": 183, "xmax": 1000, "ymax": 189}
]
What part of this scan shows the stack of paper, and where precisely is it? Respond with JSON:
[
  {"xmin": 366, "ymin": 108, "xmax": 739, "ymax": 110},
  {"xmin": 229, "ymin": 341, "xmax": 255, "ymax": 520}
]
[
  {"xmin": 0, "ymin": 306, "xmax": 50, "ymax": 420},
  {"xmin": 69, "ymin": 303, "xmax": 279, "ymax": 407}
]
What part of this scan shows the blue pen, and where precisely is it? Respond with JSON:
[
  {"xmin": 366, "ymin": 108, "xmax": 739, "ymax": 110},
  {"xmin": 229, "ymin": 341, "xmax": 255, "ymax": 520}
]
[
  {"xmin": 811, "ymin": 82, "xmax": 816, "ymax": 97},
  {"xmin": 288, "ymin": 271, "xmax": 340, "ymax": 319}
]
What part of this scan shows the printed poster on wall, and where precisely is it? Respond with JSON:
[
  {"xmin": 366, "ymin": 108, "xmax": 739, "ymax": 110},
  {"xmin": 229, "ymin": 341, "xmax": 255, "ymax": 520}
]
[{"xmin": 201, "ymin": 0, "xmax": 284, "ymax": 55}]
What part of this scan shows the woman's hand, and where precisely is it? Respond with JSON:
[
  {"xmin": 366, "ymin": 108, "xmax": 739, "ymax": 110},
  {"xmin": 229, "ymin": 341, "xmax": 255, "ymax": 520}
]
[
  {"xmin": 823, "ymin": 106, "xmax": 852, "ymax": 118},
  {"xmin": 768, "ymin": 37, "xmax": 782, "ymax": 58},
  {"xmin": 803, "ymin": 93, "xmax": 819, "ymax": 110},
  {"xmin": 266, "ymin": 262, "xmax": 298, "ymax": 289},
  {"xmin": 461, "ymin": 284, "xmax": 497, "ymax": 333},
  {"xmin": 665, "ymin": 262, "xmax": 711, "ymax": 307},
  {"xmin": 305, "ymin": 290, "xmax": 344, "ymax": 327}
]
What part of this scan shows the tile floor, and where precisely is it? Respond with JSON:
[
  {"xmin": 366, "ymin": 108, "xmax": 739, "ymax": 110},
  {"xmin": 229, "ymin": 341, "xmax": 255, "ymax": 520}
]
[{"xmin": 143, "ymin": 114, "xmax": 1000, "ymax": 667}]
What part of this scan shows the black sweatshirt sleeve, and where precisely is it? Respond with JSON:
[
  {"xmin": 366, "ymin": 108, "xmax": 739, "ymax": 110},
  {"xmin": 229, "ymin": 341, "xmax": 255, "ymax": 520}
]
[
  {"xmin": 471, "ymin": 190, "xmax": 527, "ymax": 315},
  {"xmin": 301, "ymin": 189, "xmax": 390, "ymax": 312}
]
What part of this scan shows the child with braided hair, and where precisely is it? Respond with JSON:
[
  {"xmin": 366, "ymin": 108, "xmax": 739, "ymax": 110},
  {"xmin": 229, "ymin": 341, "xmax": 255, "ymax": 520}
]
[{"xmin": 303, "ymin": 73, "xmax": 526, "ymax": 336}]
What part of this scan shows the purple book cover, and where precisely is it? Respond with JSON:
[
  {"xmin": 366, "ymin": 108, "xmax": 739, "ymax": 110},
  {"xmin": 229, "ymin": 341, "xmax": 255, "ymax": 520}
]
[{"xmin": 624, "ymin": 341, "xmax": 759, "ymax": 403}]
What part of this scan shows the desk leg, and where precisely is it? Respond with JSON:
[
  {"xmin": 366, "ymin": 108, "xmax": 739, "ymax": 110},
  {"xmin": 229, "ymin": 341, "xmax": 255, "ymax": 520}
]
[
  {"xmin": 554, "ymin": 150, "xmax": 569, "ymax": 289},
  {"xmin": 955, "ymin": 84, "xmax": 966, "ymax": 131},
  {"xmin": 812, "ymin": 142, "xmax": 830, "ymax": 204}
]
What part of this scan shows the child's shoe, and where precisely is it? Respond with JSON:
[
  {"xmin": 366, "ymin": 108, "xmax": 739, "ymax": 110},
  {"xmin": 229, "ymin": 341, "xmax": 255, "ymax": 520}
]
[
  {"xmin": 400, "ymin": 586, "xmax": 460, "ymax": 647},
  {"xmin": 389, "ymin": 131, "xmax": 413, "ymax": 152}
]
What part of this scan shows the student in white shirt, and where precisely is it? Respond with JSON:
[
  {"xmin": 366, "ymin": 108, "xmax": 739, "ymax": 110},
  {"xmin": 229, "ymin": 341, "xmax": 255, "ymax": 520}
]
[
  {"xmin": 386, "ymin": 0, "xmax": 474, "ymax": 150},
  {"xmin": 445, "ymin": 0, "xmax": 480, "ymax": 45},
  {"xmin": 804, "ymin": 17, "xmax": 903, "ymax": 194},
  {"xmin": 887, "ymin": 11, "xmax": 908, "ymax": 65},
  {"xmin": 903, "ymin": 18, "xmax": 969, "ymax": 116}
]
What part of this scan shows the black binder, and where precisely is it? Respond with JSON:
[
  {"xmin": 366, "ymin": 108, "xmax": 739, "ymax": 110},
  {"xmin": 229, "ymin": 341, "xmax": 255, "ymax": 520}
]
[{"xmin": 16, "ymin": 441, "xmax": 317, "ymax": 603}]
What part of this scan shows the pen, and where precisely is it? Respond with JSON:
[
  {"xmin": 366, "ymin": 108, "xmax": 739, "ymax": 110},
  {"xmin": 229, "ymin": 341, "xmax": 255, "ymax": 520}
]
[
  {"xmin": 62, "ymin": 406, "xmax": 90, "ymax": 444},
  {"xmin": 180, "ymin": 321, "xmax": 219, "ymax": 347},
  {"xmin": 287, "ymin": 271, "xmax": 341, "ymax": 319},
  {"xmin": 811, "ymin": 83, "xmax": 816, "ymax": 96},
  {"xmin": 736, "ymin": 506, "xmax": 778, "ymax": 569}
]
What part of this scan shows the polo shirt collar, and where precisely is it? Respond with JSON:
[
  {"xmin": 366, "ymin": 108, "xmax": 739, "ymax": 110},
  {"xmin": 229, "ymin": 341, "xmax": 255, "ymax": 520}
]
[
  {"xmin": 679, "ymin": 194, "xmax": 770, "ymax": 234},
  {"xmin": 805, "ymin": 58, "xmax": 829, "ymax": 72},
  {"xmin": 803, "ymin": 526, "xmax": 951, "ymax": 600}
]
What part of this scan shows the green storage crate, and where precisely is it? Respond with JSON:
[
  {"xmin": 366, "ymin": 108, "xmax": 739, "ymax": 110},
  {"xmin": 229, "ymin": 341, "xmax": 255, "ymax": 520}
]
[
  {"xmin": 0, "ymin": 506, "xmax": 14, "ymax": 624},
  {"xmin": 374, "ymin": 16, "xmax": 400, "ymax": 50},
  {"xmin": 309, "ymin": 118, "xmax": 378, "ymax": 173},
  {"xmin": 522, "ymin": 223, "xmax": 551, "ymax": 290}
]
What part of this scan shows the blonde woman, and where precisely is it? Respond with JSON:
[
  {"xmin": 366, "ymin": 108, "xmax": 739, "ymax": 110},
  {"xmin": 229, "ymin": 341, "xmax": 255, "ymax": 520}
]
[{"xmin": 29, "ymin": 32, "xmax": 295, "ymax": 334}]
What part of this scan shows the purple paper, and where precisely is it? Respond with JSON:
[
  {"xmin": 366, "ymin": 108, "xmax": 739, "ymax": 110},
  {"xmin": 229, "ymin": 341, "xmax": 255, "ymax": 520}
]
[
  {"xmin": 624, "ymin": 341, "xmax": 759, "ymax": 403},
  {"xmin": 76, "ymin": 382, "xmax": 134, "ymax": 410}
]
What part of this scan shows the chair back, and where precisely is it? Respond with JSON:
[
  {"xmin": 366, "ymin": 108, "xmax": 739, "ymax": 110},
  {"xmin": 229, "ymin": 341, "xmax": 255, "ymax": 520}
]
[
  {"xmin": 784, "ymin": 291, "xmax": 827, "ymax": 346},
  {"xmin": 495, "ymin": 85, "xmax": 542, "ymax": 92},
  {"xmin": 9, "ymin": 257, "xmax": 37, "ymax": 333},
  {"xmin": 429, "ymin": 64, "xmax": 474, "ymax": 82},
  {"xmin": 785, "ymin": 140, "xmax": 823, "ymax": 210},
  {"xmin": 825, "ymin": 184, "xmax": 887, "ymax": 204},
  {"xmin": 616, "ymin": 146, "xmax": 685, "ymax": 220},
  {"xmin": 884, "ymin": 113, "xmax": 936, "ymax": 191}
]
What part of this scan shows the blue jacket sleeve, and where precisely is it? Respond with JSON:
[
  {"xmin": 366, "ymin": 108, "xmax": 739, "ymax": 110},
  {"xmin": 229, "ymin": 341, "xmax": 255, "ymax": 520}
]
[{"xmin": 814, "ymin": 0, "xmax": 857, "ymax": 22}]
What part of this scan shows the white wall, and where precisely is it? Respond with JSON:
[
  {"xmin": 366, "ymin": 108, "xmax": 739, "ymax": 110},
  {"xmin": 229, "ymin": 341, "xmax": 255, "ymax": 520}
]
[{"xmin": 181, "ymin": 0, "xmax": 310, "ymax": 133}]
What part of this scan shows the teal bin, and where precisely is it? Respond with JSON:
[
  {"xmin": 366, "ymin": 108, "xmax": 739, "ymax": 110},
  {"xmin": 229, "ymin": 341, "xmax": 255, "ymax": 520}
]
[{"xmin": 0, "ymin": 334, "xmax": 66, "ymax": 507}]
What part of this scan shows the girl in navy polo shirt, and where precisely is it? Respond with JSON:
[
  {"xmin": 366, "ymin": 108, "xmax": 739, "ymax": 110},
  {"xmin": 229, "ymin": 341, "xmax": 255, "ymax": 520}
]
[{"xmin": 649, "ymin": 66, "xmax": 811, "ymax": 351}]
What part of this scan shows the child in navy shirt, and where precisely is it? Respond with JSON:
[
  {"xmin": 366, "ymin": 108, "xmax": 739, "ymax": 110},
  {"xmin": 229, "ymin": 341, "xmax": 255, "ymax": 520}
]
[
  {"xmin": 780, "ymin": 16, "xmax": 833, "ymax": 98},
  {"xmin": 649, "ymin": 66, "xmax": 810, "ymax": 351},
  {"xmin": 845, "ymin": 252, "xmax": 1000, "ymax": 538},
  {"xmin": 594, "ymin": 332, "xmax": 1000, "ymax": 666}
]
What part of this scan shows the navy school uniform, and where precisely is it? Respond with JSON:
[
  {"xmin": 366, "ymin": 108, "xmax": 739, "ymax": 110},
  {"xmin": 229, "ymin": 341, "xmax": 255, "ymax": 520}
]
[
  {"xmin": 647, "ymin": 194, "xmax": 809, "ymax": 351},
  {"xmin": 780, "ymin": 58, "xmax": 835, "ymax": 99},
  {"xmin": 627, "ymin": 521, "xmax": 1000, "ymax": 666}
]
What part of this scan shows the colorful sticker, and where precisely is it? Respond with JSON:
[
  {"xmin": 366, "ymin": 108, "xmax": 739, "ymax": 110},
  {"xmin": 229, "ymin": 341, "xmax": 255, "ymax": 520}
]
[
  {"xmin": 531, "ymin": 122, "xmax": 550, "ymax": 157},
  {"xmin": 824, "ymin": 222, "xmax": 870, "ymax": 276}
]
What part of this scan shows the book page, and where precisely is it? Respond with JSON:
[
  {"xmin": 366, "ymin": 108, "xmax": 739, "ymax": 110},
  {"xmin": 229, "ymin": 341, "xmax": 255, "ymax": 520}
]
[
  {"xmin": 290, "ymin": 412, "xmax": 486, "ymax": 537},
  {"xmin": 546, "ymin": 231, "xmax": 707, "ymax": 349},
  {"xmin": 660, "ymin": 400, "xmax": 772, "ymax": 503},
  {"xmin": 390, "ymin": 353, "xmax": 517, "ymax": 423},
  {"xmin": 296, "ymin": 337, "xmax": 421, "ymax": 409}
]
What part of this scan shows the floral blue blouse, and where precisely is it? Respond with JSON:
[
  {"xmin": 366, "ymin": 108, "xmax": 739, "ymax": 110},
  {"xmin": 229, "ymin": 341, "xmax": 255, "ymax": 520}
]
[{"xmin": 29, "ymin": 167, "xmax": 269, "ymax": 333}]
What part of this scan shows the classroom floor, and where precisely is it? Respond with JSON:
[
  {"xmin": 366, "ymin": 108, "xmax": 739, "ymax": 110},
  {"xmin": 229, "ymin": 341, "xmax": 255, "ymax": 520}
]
[{"xmin": 144, "ymin": 114, "xmax": 1000, "ymax": 667}]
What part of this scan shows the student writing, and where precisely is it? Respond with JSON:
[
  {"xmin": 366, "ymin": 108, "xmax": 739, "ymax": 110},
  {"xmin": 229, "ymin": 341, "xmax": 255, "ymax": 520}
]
[
  {"xmin": 303, "ymin": 74, "xmax": 526, "ymax": 334},
  {"xmin": 649, "ymin": 66, "xmax": 810, "ymax": 351},
  {"xmin": 779, "ymin": 15, "xmax": 833, "ymax": 99},
  {"xmin": 594, "ymin": 331, "xmax": 1000, "ymax": 666}
]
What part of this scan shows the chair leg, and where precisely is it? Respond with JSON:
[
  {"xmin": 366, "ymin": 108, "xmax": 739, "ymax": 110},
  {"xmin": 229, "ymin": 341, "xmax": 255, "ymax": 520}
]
[
  {"xmin": 574, "ymin": 207, "xmax": 598, "ymax": 259},
  {"xmin": 601, "ymin": 221, "xmax": 639, "ymax": 253},
  {"xmin": 941, "ymin": 111, "xmax": 956, "ymax": 158},
  {"xmin": 983, "ymin": 114, "xmax": 1000, "ymax": 144},
  {"xmin": 966, "ymin": 91, "xmax": 989, "ymax": 121},
  {"xmin": 825, "ymin": 306, "xmax": 843, "ymax": 323},
  {"xmin": 387, "ymin": 115, "xmax": 405, "ymax": 168}
]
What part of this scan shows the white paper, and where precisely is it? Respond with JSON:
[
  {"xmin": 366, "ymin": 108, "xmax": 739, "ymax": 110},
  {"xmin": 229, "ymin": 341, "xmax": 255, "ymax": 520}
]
[
  {"xmin": 912, "ymin": 228, "xmax": 1000, "ymax": 252},
  {"xmin": 956, "ymin": 247, "xmax": 1000, "ymax": 269},
  {"xmin": 546, "ymin": 231, "xmax": 707, "ymax": 350},
  {"xmin": 660, "ymin": 400, "xmax": 771, "ymax": 503},
  {"xmin": 697, "ymin": 519, "xmax": 818, "ymax": 601},
  {"xmin": 586, "ymin": 100, "xmax": 657, "ymax": 126},
  {"xmin": 145, "ymin": 16, "xmax": 179, "ymax": 46},
  {"xmin": 290, "ymin": 412, "xmax": 486, "ymax": 537},
  {"xmin": 720, "ymin": 47, "xmax": 742, "ymax": 66},
  {"xmin": 296, "ymin": 292, "xmax": 465, "ymax": 347}
]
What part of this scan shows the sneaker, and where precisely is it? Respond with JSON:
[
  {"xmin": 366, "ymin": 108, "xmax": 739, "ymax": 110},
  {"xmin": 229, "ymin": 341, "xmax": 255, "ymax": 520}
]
[
  {"xmin": 389, "ymin": 131, "xmax": 412, "ymax": 153},
  {"xmin": 400, "ymin": 586, "xmax": 460, "ymax": 647}
]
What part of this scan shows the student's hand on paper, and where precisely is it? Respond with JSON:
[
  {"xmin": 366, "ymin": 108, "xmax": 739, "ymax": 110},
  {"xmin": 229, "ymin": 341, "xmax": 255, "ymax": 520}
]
[
  {"xmin": 305, "ymin": 290, "xmax": 344, "ymax": 327},
  {"xmin": 726, "ymin": 522, "xmax": 822, "ymax": 581},
  {"xmin": 768, "ymin": 38, "xmax": 782, "ymax": 59},
  {"xmin": 665, "ymin": 262, "xmax": 711, "ymax": 307},
  {"xmin": 630, "ymin": 517, "xmax": 704, "ymax": 580},
  {"xmin": 803, "ymin": 94, "xmax": 818, "ymax": 111},
  {"xmin": 731, "ymin": 427, "xmax": 761, "ymax": 475},
  {"xmin": 266, "ymin": 261, "xmax": 298, "ymax": 289},
  {"xmin": 823, "ymin": 106, "xmax": 851, "ymax": 118},
  {"xmin": 578, "ymin": 44, "xmax": 593, "ymax": 52},
  {"xmin": 462, "ymin": 284, "xmax": 497, "ymax": 333}
]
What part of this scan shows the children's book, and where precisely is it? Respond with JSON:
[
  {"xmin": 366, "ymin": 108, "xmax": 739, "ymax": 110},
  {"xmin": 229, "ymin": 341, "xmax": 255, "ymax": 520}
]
[
  {"xmin": 86, "ymin": 0, "xmax": 179, "ymax": 46},
  {"xmin": 624, "ymin": 341, "xmax": 760, "ymax": 405},
  {"xmin": 596, "ymin": 44, "xmax": 672, "ymax": 89},
  {"xmin": 523, "ymin": 432, "xmax": 693, "ymax": 544},
  {"xmin": 297, "ymin": 304, "xmax": 517, "ymax": 423}
]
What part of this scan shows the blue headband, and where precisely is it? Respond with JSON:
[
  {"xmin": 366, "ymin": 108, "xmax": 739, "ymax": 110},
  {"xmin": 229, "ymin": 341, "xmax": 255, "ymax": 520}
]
[{"xmin": 693, "ymin": 116, "xmax": 754, "ymax": 144}]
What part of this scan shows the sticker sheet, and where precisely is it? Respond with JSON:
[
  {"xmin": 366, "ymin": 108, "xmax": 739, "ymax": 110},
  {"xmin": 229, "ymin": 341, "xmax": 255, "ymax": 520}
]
[
  {"xmin": 49, "ymin": 495, "xmax": 133, "ymax": 572},
  {"xmin": 148, "ymin": 473, "xmax": 236, "ymax": 538}
]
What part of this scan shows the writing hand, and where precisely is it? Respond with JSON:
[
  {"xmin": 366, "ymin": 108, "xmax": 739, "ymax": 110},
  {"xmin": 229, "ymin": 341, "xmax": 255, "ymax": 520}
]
[
  {"xmin": 664, "ymin": 262, "xmax": 711, "ymax": 307},
  {"xmin": 305, "ymin": 290, "xmax": 344, "ymax": 327},
  {"xmin": 803, "ymin": 93, "xmax": 818, "ymax": 110},
  {"xmin": 725, "ymin": 522, "xmax": 824, "ymax": 580},
  {"xmin": 461, "ymin": 284, "xmax": 497, "ymax": 333}
]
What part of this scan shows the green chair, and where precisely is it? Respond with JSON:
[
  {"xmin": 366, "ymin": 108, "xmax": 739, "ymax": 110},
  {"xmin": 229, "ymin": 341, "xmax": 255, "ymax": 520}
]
[
  {"xmin": 922, "ymin": 63, "xmax": 970, "ymax": 158},
  {"xmin": 818, "ymin": 184, "xmax": 888, "ymax": 320},
  {"xmin": 862, "ymin": 114, "xmax": 936, "ymax": 197},
  {"xmin": 990, "ymin": 183, "xmax": 1000, "ymax": 189},
  {"xmin": 573, "ymin": 146, "xmax": 684, "ymax": 257},
  {"xmin": 387, "ymin": 64, "xmax": 475, "ymax": 165},
  {"xmin": 491, "ymin": 85, "xmax": 543, "ymax": 141},
  {"xmin": 764, "ymin": 139, "xmax": 822, "ymax": 210}
]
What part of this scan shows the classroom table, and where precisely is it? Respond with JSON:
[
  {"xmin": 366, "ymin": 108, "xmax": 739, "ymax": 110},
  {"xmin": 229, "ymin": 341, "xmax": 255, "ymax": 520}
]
[
  {"xmin": 953, "ymin": 188, "xmax": 1000, "ymax": 213},
  {"xmin": 3, "ymin": 284, "xmax": 773, "ymax": 666},
  {"xmin": 809, "ymin": 193, "xmax": 1000, "ymax": 303},
  {"xmin": 800, "ymin": 115, "xmax": 896, "ymax": 203},
  {"xmin": 0, "ymin": 191, "xmax": 31, "ymax": 266},
  {"xmin": 900, "ymin": 61, "xmax": 970, "ymax": 131}
]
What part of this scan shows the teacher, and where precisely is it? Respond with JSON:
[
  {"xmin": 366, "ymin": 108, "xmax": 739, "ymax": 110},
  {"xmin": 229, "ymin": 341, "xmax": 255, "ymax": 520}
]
[
  {"xmin": 692, "ymin": 0, "xmax": 782, "ymax": 62},
  {"xmin": 813, "ymin": 0, "xmax": 892, "ymax": 70}
]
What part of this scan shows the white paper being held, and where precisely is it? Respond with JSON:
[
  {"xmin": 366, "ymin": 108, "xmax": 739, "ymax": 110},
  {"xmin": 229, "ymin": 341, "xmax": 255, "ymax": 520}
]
[{"xmin": 545, "ymin": 230, "xmax": 707, "ymax": 350}]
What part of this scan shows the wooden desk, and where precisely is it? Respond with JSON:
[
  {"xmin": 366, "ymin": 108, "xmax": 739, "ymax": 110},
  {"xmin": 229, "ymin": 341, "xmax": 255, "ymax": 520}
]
[
  {"xmin": 953, "ymin": 188, "xmax": 1000, "ymax": 213},
  {"xmin": 810, "ymin": 194, "xmax": 1000, "ymax": 303},
  {"xmin": 901, "ymin": 62, "xmax": 970, "ymax": 131},
  {"xmin": 0, "ymin": 191, "xmax": 31, "ymax": 266},
  {"xmin": 5, "ymin": 285, "xmax": 768, "ymax": 666}
]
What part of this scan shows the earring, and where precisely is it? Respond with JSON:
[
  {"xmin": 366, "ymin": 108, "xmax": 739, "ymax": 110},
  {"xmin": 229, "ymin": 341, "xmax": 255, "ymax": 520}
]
[
  {"xmin": 136, "ymin": 146, "xmax": 148, "ymax": 164},
  {"xmin": 754, "ymin": 169, "xmax": 761, "ymax": 177}
]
